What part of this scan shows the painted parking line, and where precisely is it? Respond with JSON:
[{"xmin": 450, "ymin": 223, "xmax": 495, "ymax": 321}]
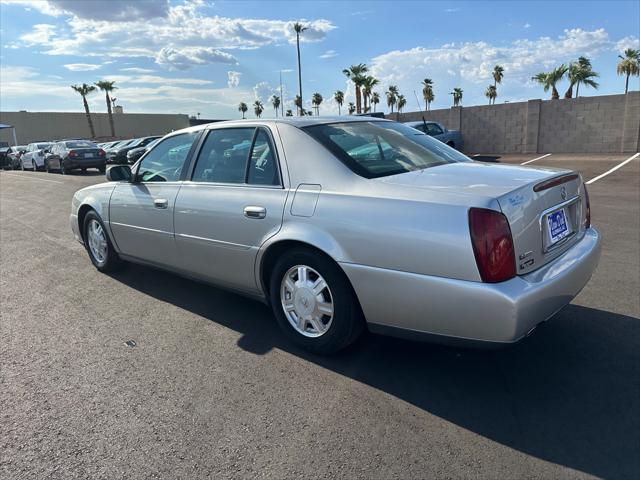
[
  {"xmin": 521, "ymin": 153, "xmax": 552, "ymax": 165},
  {"xmin": 586, "ymin": 152, "xmax": 640, "ymax": 185},
  {"xmin": 0, "ymin": 172, "xmax": 63, "ymax": 184}
]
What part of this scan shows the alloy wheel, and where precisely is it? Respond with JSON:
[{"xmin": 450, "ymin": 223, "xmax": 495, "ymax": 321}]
[{"xmin": 87, "ymin": 219, "xmax": 108, "ymax": 265}]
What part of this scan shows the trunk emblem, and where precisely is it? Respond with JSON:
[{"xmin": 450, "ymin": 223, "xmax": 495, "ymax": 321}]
[{"xmin": 560, "ymin": 186, "xmax": 567, "ymax": 200}]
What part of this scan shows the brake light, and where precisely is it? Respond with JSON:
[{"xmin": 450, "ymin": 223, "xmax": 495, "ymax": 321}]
[
  {"xmin": 583, "ymin": 183, "xmax": 591, "ymax": 228},
  {"xmin": 69, "ymin": 150, "xmax": 79, "ymax": 158},
  {"xmin": 98, "ymin": 149, "xmax": 105, "ymax": 156},
  {"xmin": 469, "ymin": 208, "xmax": 516, "ymax": 283}
]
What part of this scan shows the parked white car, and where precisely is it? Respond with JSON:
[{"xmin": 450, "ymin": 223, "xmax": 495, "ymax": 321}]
[{"xmin": 21, "ymin": 142, "xmax": 53, "ymax": 171}]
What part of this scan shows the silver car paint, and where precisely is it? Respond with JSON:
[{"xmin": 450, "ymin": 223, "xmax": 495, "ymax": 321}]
[{"xmin": 71, "ymin": 117, "xmax": 601, "ymax": 344}]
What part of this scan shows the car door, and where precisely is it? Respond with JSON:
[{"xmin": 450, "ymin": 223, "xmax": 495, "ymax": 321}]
[
  {"xmin": 22, "ymin": 144, "xmax": 33, "ymax": 167},
  {"xmin": 109, "ymin": 131, "xmax": 200, "ymax": 268},
  {"xmin": 174, "ymin": 126, "xmax": 288, "ymax": 292}
]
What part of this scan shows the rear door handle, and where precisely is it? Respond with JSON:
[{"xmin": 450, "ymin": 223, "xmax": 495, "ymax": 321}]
[
  {"xmin": 244, "ymin": 206, "xmax": 266, "ymax": 219},
  {"xmin": 154, "ymin": 198, "xmax": 168, "ymax": 209}
]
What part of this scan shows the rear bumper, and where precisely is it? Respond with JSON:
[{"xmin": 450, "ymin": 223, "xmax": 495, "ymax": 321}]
[
  {"xmin": 63, "ymin": 159, "xmax": 106, "ymax": 169},
  {"xmin": 341, "ymin": 227, "xmax": 601, "ymax": 345}
]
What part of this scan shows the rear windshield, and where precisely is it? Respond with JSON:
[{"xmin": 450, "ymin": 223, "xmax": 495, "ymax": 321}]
[
  {"xmin": 65, "ymin": 141, "xmax": 96, "ymax": 149},
  {"xmin": 303, "ymin": 121, "xmax": 469, "ymax": 178},
  {"xmin": 36, "ymin": 143, "xmax": 52, "ymax": 149}
]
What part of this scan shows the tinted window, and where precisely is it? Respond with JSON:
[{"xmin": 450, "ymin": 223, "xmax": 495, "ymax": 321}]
[
  {"xmin": 65, "ymin": 141, "xmax": 96, "ymax": 149},
  {"xmin": 247, "ymin": 129, "xmax": 280, "ymax": 186},
  {"xmin": 137, "ymin": 132, "xmax": 198, "ymax": 182},
  {"xmin": 304, "ymin": 121, "xmax": 469, "ymax": 179},
  {"xmin": 36, "ymin": 143, "xmax": 51, "ymax": 150},
  {"xmin": 192, "ymin": 128, "xmax": 255, "ymax": 183},
  {"xmin": 427, "ymin": 123, "xmax": 444, "ymax": 136}
]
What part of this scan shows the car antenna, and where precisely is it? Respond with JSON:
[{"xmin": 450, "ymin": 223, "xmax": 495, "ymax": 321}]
[{"xmin": 413, "ymin": 90, "xmax": 428, "ymax": 132}]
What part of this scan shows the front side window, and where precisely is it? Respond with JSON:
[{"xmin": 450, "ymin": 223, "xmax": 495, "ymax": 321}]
[
  {"xmin": 304, "ymin": 121, "xmax": 469, "ymax": 179},
  {"xmin": 136, "ymin": 132, "xmax": 198, "ymax": 182},
  {"xmin": 427, "ymin": 123, "xmax": 444, "ymax": 136}
]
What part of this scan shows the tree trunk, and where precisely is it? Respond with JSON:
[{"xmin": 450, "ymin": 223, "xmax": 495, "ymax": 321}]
[
  {"xmin": 355, "ymin": 85, "xmax": 361, "ymax": 114},
  {"xmin": 564, "ymin": 85, "xmax": 573, "ymax": 98},
  {"xmin": 83, "ymin": 96, "xmax": 96, "ymax": 138},
  {"xmin": 575, "ymin": 83, "xmax": 580, "ymax": 98},
  {"xmin": 338, "ymin": 104, "xmax": 341, "ymax": 115},
  {"xmin": 296, "ymin": 33, "xmax": 303, "ymax": 116},
  {"xmin": 551, "ymin": 86, "xmax": 559, "ymax": 100},
  {"xmin": 105, "ymin": 92, "xmax": 115, "ymax": 137},
  {"xmin": 625, "ymin": 74, "xmax": 629, "ymax": 94}
]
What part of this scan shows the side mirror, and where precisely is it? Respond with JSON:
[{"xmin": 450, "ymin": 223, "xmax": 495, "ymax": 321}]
[{"xmin": 106, "ymin": 164, "xmax": 132, "ymax": 182}]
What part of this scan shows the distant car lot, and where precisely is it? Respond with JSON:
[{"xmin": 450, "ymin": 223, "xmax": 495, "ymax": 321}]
[{"xmin": 0, "ymin": 152, "xmax": 638, "ymax": 478}]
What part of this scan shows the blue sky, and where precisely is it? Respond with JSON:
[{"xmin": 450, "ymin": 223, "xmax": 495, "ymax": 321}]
[{"xmin": 1, "ymin": 0, "xmax": 638, "ymax": 118}]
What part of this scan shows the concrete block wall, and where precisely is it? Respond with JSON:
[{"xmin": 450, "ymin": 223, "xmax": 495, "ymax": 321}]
[
  {"xmin": 0, "ymin": 111, "xmax": 190, "ymax": 145},
  {"xmin": 395, "ymin": 92, "xmax": 639, "ymax": 154}
]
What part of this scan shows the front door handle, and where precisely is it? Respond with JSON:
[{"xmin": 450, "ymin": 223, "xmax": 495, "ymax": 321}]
[
  {"xmin": 244, "ymin": 206, "xmax": 266, "ymax": 219},
  {"xmin": 154, "ymin": 198, "xmax": 168, "ymax": 209}
]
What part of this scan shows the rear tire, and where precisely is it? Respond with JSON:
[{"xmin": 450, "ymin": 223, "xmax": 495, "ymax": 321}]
[
  {"xmin": 98, "ymin": 165, "xmax": 106, "ymax": 174},
  {"xmin": 83, "ymin": 210, "xmax": 123, "ymax": 272},
  {"xmin": 269, "ymin": 248, "xmax": 364, "ymax": 354},
  {"xmin": 45, "ymin": 160, "xmax": 50, "ymax": 173},
  {"xmin": 32, "ymin": 161, "xmax": 37, "ymax": 172},
  {"xmin": 81, "ymin": 168, "xmax": 86, "ymax": 174}
]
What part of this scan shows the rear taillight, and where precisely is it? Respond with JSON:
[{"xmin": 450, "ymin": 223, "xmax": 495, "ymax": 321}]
[
  {"xmin": 98, "ymin": 149, "xmax": 105, "ymax": 156},
  {"xmin": 69, "ymin": 150, "xmax": 78, "ymax": 158},
  {"xmin": 469, "ymin": 208, "xmax": 516, "ymax": 283},
  {"xmin": 583, "ymin": 183, "xmax": 591, "ymax": 228}
]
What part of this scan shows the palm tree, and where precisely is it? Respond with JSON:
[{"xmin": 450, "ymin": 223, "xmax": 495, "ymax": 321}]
[
  {"xmin": 293, "ymin": 22, "xmax": 308, "ymax": 116},
  {"xmin": 347, "ymin": 102, "xmax": 356, "ymax": 115},
  {"xmin": 564, "ymin": 57, "xmax": 599, "ymax": 98},
  {"xmin": 95, "ymin": 80, "xmax": 117, "ymax": 137},
  {"xmin": 421, "ymin": 78, "xmax": 434, "ymax": 111},
  {"xmin": 386, "ymin": 85, "xmax": 398, "ymax": 113},
  {"xmin": 71, "ymin": 83, "xmax": 97, "ymax": 138},
  {"xmin": 334, "ymin": 90, "xmax": 344, "ymax": 115},
  {"xmin": 311, "ymin": 92, "xmax": 323, "ymax": 115},
  {"xmin": 361, "ymin": 75, "xmax": 379, "ymax": 113},
  {"xmin": 271, "ymin": 95, "xmax": 281, "ymax": 117},
  {"xmin": 371, "ymin": 92, "xmax": 380, "ymax": 112},
  {"xmin": 485, "ymin": 85, "xmax": 497, "ymax": 105},
  {"xmin": 285, "ymin": 109, "xmax": 293, "ymax": 117},
  {"xmin": 253, "ymin": 100, "xmax": 264, "ymax": 118},
  {"xmin": 294, "ymin": 95, "xmax": 303, "ymax": 116},
  {"xmin": 238, "ymin": 102, "xmax": 248, "ymax": 119},
  {"xmin": 492, "ymin": 65, "xmax": 504, "ymax": 89},
  {"xmin": 343, "ymin": 63, "xmax": 368, "ymax": 114},
  {"xmin": 450, "ymin": 87, "xmax": 463, "ymax": 106},
  {"xmin": 532, "ymin": 65, "xmax": 567, "ymax": 99},
  {"xmin": 617, "ymin": 48, "xmax": 640, "ymax": 94},
  {"xmin": 397, "ymin": 94, "xmax": 406, "ymax": 114}
]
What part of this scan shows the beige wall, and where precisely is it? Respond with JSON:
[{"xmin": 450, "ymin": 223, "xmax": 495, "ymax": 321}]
[
  {"xmin": 395, "ymin": 92, "xmax": 640, "ymax": 154},
  {"xmin": 0, "ymin": 111, "xmax": 190, "ymax": 145}
]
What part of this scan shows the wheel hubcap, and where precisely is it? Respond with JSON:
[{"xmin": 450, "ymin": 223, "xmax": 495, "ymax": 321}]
[
  {"xmin": 87, "ymin": 219, "xmax": 108, "ymax": 264},
  {"xmin": 280, "ymin": 265, "xmax": 334, "ymax": 338}
]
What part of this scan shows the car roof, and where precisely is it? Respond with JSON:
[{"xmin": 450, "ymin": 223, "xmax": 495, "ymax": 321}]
[{"xmin": 405, "ymin": 120, "xmax": 436, "ymax": 125}]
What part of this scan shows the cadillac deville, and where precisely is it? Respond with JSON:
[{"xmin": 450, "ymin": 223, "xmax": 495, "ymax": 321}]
[{"xmin": 70, "ymin": 117, "xmax": 601, "ymax": 354}]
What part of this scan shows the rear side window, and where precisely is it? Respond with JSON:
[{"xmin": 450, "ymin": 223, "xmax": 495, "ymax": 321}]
[
  {"xmin": 191, "ymin": 127, "xmax": 281, "ymax": 186},
  {"xmin": 304, "ymin": 121, "xmax": 469, "ymax": 179}
]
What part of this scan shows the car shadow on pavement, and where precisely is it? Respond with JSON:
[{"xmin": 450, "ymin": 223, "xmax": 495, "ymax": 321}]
[{"xmin": 110, "ymin": 263, "xmax": 639, "ymax": 479}]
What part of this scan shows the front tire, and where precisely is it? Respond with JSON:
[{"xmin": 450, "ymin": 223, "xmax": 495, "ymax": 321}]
[
  {"xmin": 32, "ymin": 160, "xmax": 37, "ymax": 172},
  {"xmin": 269, "ymin": 248, "xmax": 364, "ymax": 354},
  {"xmin": 83, "ymin": 211, "xmax": 123, "ymax": 272}
]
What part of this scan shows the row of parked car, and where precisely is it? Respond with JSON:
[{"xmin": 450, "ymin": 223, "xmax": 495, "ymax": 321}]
[{"xmin": 0, "ymin": 135, "xmax": 162, "ymax": 174}]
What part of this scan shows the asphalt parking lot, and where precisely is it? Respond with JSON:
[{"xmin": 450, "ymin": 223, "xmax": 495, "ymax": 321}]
[{"xmin": 1, "ymin": 153, "xmax": 638, "ymax": 479}]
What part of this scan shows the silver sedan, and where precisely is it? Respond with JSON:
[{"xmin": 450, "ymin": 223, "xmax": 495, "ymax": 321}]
[{"xmin": 70, "ymin": 117, "xmax": 601, "ymax": 354}]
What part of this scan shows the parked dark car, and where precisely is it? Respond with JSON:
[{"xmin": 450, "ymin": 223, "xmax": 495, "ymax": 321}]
[
  {"xmin": 4, "ymin": 145, "xmax": 27, "ymax": 169},
  {"xmin": 404, "ymin": 121, "xmax": 464, "ymax": 151},
  {"xmin": 45, "ymin": 140, "xmax": 106, "ymax": 174},
  {"xmin": 106, "ymin": 136, "xmax": 160, "ymax": 164},
  {"xmin": 125, "ymin": 137, "xmax": 162, "ymax": 164},
  {"xmin": 0, "ymin": 147, "xmax": 10, "ymax": 169}
]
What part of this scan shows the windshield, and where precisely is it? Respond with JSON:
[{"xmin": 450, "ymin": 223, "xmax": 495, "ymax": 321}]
[
  {"xmin": 65, "ymin": 141, "xmax": 96, "ymax": 149},
  {"xmin": 36, "ymin": 143, "xmax": 52, "ymax": 149},
  {"xmin": 304, "ymin": 121, "xmax": 469, "ymax": 179}
]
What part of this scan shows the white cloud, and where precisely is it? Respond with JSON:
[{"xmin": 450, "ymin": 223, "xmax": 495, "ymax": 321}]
[
  {"xmin": 18, "ymin": 24, "xmax": 56, "ymax": 45},
  {"xmin": 616, "ymin": 36, "xmax": 640, "ymax": 53},
  {"xmin": 119, "ymin": 67, "xmax": 156, "ymax": 74},
  {"xmin": 524, "ymin": 23, "xmax": 531, "ymax": 29},
  {"xmin": 368, "ymin": 28, "xmax": 624, "ymax": 108},
  {"xmin": 319, "ymin": 50, "xmax": 338, "ymax": 59},
  {"xmin": 155, "ymin": 46, "xmax": 238, "ymax": 70},
  {"xmin": 64, "ymin": 63, "xmax": 102, "ymax": 71},
  {"xmin": 227, "ymin": 71, "xmax": 242, "ymax": 88},
  {"xmin": 444, "ymin": 8, "xmax": 460, "ymax": 13},
  {"xmin": 3, "ymin": 0, "xmax": 169, "ymax": 20},
  {"xmin": 7, "ymin": 1, "xmax": 335, "ymax": 66}
]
